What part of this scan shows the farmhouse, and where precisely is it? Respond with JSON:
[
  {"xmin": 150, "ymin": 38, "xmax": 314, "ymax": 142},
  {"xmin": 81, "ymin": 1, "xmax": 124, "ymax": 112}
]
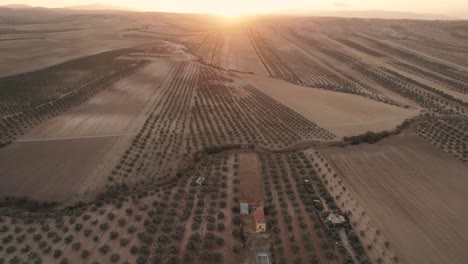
[{"xmin": 253, "ymin": 208, "xmax": 266, "ymax": 233}]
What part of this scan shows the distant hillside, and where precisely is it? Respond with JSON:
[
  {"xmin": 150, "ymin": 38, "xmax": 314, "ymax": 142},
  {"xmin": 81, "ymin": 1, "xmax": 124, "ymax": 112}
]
[
  {"xmin": 0, "ymin": 6, "xmax": 70, "ymax": 23},
  {"xmin": 1, "ymin": 4, "xmax": 32, "ymax": 9},
  {"xmin": 295, "ymin": 10, "xmax": 460, "ymax": 20},
  {"xmin": 0, "ymin": 3, "xmax": 136, "ymax": 24},
  {"xmin": 65, "ymin": 3, "xmax": 134, "ymax": 11}
]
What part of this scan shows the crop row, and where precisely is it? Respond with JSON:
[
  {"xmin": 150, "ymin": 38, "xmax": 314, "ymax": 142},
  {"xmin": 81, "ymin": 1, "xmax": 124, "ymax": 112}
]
[
  {"xmin": 106, "ymin": 61, "xmax": 200, "ymax": 191},
  {"xmin": 0, "ymin": 151, "xmax": 240, "ymax": 264},
  {"xmin": 389, "ymin": 61, "xmax": 468, "ymax": 94},
  {"xmin": 106, "ymin": 61, "xmax": 336, "ymax": 193},
  {"xmin": 195, "ymin": 32, "xmax": 223, "ymax": 66},
  {"xmin": 249, "ymin": 29, "xmax": 299, "ymax": 82},
  {"xmin": 279, "ymin": 29, "xmax": 396, "ymax": 104},
  {"xmin": 289, "ymin": 30, "xmax": 466, "ymax": 115},
  {"xmin": 416, "ymin": 117, "xmax": 468, "ymax": 163},
  {"xmin": 0, "ymin": 50, "xmax": 149, "ymax": 146},
  {"xmin": 259, "ymin": 151, "xmax": 369, "ymax": 264},
  {"xmin": 355, "ymin": 34, "xmax": 468, "ymax": 84},
  {"xmin": 332, "ymin": 38, "xmax": 385, "ymax": 58}
]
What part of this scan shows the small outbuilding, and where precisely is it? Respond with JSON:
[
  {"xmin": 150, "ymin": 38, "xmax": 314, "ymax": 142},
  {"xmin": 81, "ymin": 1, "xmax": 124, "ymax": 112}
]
[
  {"xmin": 240, "ymin": 202, "xmax": 249, "ymax": 215},
  {"xmin": 324, "ymin": 212, "xmax": 346, "ymax": 229},
  {"xmin": 256, "ymin": 252, "xmax": 271, "ymax": 264}
]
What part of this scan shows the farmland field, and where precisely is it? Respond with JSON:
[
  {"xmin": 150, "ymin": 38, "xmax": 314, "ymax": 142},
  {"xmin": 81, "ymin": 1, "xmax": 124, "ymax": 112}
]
[
  {"xmin": 0, "ymin": 137, "xmax": 118, "ymax": 201},
  {"xmin": 241, "ymin": 73, "xmax": 420, "ymax": 137},
  {"xmin": 0, "ymin": 8, "xmax": 467, "ymax": 264},
  {"xmin": 321, "ymin": 135, "xmax": 468, "ymax": 264},
  {"xmin": 219, "ymin": 29, "xmax": 267, "ymax": 75}
]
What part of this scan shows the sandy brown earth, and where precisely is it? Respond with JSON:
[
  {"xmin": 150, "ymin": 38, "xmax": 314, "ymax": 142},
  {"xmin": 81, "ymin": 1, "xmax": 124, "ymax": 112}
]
[
  {"xmin": 219, "ymin": 29, "xmax": 267, "ymax": 75},
  {"xmin": 0, "ymin": 12, "xmax": 467, "ymax": 264},
  {"xmin": 20, "ymin": 59, "xmax": 176, "ymax": 140},
  {"xmin": 0, "ymin": 136, "xmax": 118, "ymax": 201},
  {"xmin": 240, "ymin": 73, "xmax": 420, "ymax": 137},
  {"xmin": 0, "ymin": 29, "xmax": 153, "ymax": 77},
  {"xmin": 0, "ymin": 58, "xmax": 177, "ymax": 202},
  {"xmin": 321, "ymin": 135, "xmax": 468, "ymax": 264},
  {"xmin": 0, "ymin": 12, "xmax": 196, "ymax": 77},
  {"xmin": 238, "ymin": 153, "xmax": 264, "ymax": 205}
]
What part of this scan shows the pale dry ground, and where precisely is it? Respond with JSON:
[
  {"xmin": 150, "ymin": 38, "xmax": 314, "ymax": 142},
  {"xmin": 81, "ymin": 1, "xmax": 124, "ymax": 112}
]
[
  {"xmin": 0, "ymin": 137, "xmax": 118, "ymax": 201},
  {"xmin": 219, "ymin": 29, "xmax": 267, "ymax": 75},
  {"xmin": 0, "ymin": 58, "xmax": 177, "ymax": 202},
  {"xmin": 379, "ymin": 39, "xmax": 468, "ymax": 73},
  {"xmin": 305, "ymin": 148, "xmax": 397, "ymax": 264},
  {"xmin": 20, "ymin": 59, "xmax": 176, "ymax": 140},
  {"xmin": 325, "ymin": 34, "xmax": 468, "ymax": 103},
  {"xmin": 386, "ymin": 64, "xmax": 468, "ymax": 103},
  {"xmin": 239, "ymin": 73, "xmax": 419, "ymax": 137},
  {"xmin": 0, "ymin": 28, "xmax": 154, "ymax": 77},
  {"xmin": 321, "ymin": 135, "xmax": 468, "ymax": 264},
  {"xmin": 238, "ymin": 152, "xmax": 264, "ymax": 205}
]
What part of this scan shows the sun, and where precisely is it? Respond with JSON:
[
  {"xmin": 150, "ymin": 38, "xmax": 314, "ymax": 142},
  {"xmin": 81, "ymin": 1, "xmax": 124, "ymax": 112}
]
[
  {"xmin": 211, "ymin": 5, "xmax": 249, "ymax": 18},
  {"xmin": 216, "ymin": 10, "xmax": 244, "ymax": 17}
]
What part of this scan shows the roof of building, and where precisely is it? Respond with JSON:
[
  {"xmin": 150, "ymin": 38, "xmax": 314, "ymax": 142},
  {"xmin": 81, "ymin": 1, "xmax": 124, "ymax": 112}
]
[
  {"xmin": 256, "ymin": 252, "xmax": 271, "ymax": 264},
  {"xmin": 253, "ymin": 208, "xmax": 266, "ymax": 223},
  {"xmin": 326, "ymin": 213, "xmax": 346, "ymax": 225},
  {"xmin": 240, "ymin": 202, "xmax": 249, "ymax": 214}
]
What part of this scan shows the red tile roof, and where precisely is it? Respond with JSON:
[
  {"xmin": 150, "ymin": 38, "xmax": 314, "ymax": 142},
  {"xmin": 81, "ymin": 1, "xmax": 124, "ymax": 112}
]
[{"xmin": 253, "ymin": 208, "xmax": 266, "ymax": 223}]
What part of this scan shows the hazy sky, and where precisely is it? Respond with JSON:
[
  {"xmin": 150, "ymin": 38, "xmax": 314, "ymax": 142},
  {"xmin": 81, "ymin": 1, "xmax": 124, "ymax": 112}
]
[{"xmin": 2, "ymin": 0, "xmax": 468, "ymax": 18}]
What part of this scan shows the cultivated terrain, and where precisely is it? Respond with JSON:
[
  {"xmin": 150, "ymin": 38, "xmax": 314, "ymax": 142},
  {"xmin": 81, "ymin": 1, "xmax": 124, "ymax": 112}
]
[{"xmin": 0, "ymin": 7, "xmax": 467, "ymax": 264}]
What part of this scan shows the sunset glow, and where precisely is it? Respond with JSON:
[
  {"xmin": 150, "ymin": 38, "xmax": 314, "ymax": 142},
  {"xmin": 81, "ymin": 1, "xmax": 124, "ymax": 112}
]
[{"xmin": 1, "ymin": 0, "xmax": 467, "ymax": 18}]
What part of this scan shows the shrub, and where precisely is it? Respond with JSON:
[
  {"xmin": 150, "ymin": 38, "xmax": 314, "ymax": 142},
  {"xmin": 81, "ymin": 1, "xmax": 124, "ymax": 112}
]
[
  {"xmin": 344, "ymin": 131, "xmax": 391, "ymax": 145},
  {"xmin": 20, "ymin": 244, "xmax": 31, "ymax": 253},
  {"xmin": 81, "ymin": 250, "xmax": 90, "ymax": 259},
  {"xmin": 130, "ymin": 246, "xmax": 139, "ymax": 255},
  {"xmin": 99, "ymin": 245, "xmax": 110, "ymax": 255},
  {"xmin": 120, "ymin": 238, "xmax": 130, "ymax": 247},
  {"xmin": 43, "ymin": 246, "xmax": 52, "ymax": 254},
  {"xmin": 109, "ymin": 231, "xmax": 118, "ymax": 240},
  {"xmin": 83, "ymin": 229, "xmax": 92, "ymax": 237},
  {"xmin": 118, "ymin": 219, "xmax": 126, "ymax": 227},
  {"xmin": 107, "ymin": 213, "xmax": 115, "ymax": 220},
  {"xmin": 110, "ymin": 254, "xmax": 120, "ymax": 263},
  {"xmin": 53, "ymin": 250, "xmax": 62, "ymax": 258},
  {"xmin": 74, "ymin": 223, "xmax": 83, "ymax": 232},
  {"xmin": 33, "ymin": 234, "xmax": 42, "ymax": 241},
  {"xmin": 6, "ymin": 246, "xmax": 16, "ymax": 254},
  {"xmin": 99, "ymin": 223, "xmax": 109, "ymax": 231},
  {"xmin": 64, "ymin": 235, "xmax": 73, "ymax": 244}
]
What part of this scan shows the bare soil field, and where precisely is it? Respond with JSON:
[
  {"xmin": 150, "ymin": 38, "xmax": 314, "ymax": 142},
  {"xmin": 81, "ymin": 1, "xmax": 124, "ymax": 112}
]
[
  {"xmin": 0, "ymin": 12, "xmax": 199, "ymax": 77},
  {"xmin": 1, "ymin": 11, "xmax": 467, "ymax": 264},
  {"xmin": 240, "ymin": 73, "xmax": 419, "ymax": 137},
  {"xmin": 0, "ymin": 29, "xmax": 153, "ymax": 77},
  {"xmin": 219, "ymin": 29, "xmax": 266, "ymax": 75},
  {"xmin": 20, "ymin": 58, "xmax": 176, "ymax": 140},
  {"xmin": 0, "ymin": 58, "xmax": 177, "ymax": 202},
  {"xmin": 321, "ymin": 135, "xmax": 468, "ymax": 264},
  {"xmin": 238, "ymin": 153, "xmax": 264, "ymax": 205},
  {"xmin": 0, "ymin": 136, "xmax": 118, "ymax": 201}
]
